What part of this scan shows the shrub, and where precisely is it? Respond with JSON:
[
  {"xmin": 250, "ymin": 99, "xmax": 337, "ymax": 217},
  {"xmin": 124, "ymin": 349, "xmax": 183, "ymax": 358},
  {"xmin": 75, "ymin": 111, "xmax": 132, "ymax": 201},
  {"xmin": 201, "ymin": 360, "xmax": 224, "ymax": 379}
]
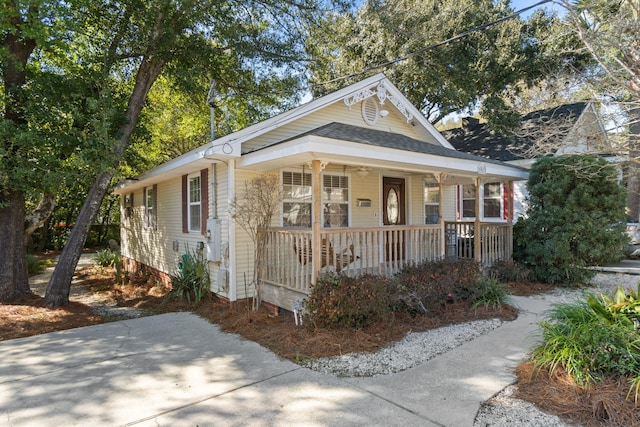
[
  {"xmin": 304, "ymin": 274, "xmax": 393, "ymax": 328},
  {"xmin": 393, "ymin": 258, "xmax": 481, "ymax": 315},
  {"xmin": 487, "ymin": 259, "xmax": 529, "ymax": 283},
  {"xmin": 26, "ymin": 254, "xmax": 44, "ymax": 275},
  {"xmin": 168, "ymin": 248, "xmax": 210, "ymax": 304},
  {"xmin": 530, "ymin": 286, "xmax": 640, "ymax": 396},
  {"xmin": 514, "ymin": 155, "xmax": 627, "ymax": 284},
  {"xmin": 471, "ymin": 276, "xmax": 510, "ymax": 310},
  {"xmin": 93, "ymin": 249, "xmax": 119, "ymax": 267}
]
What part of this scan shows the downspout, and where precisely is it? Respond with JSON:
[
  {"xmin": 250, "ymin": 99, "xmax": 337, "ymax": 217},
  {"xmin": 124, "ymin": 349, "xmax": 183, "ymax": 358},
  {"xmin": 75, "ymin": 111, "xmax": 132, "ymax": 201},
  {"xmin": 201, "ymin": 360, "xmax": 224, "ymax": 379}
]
[{"xmin": 228, "ymin": 158, "xmax": 237, "ymax": 302}]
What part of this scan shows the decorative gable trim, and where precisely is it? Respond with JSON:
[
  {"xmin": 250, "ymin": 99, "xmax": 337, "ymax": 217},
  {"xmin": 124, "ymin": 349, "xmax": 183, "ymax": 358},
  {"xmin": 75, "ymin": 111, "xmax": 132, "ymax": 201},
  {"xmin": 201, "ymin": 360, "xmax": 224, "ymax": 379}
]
[{"xmin": 344, "ymin": 81, "xmax": 414, "ymax": 123}]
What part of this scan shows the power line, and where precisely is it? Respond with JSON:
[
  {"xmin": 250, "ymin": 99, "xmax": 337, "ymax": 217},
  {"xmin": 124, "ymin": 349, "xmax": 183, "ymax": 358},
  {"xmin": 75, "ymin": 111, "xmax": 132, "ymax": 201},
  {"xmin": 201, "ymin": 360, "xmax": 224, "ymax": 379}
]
[{"xmin": 217, "ymin": 0, "xmax": 553, "ymax": 99}]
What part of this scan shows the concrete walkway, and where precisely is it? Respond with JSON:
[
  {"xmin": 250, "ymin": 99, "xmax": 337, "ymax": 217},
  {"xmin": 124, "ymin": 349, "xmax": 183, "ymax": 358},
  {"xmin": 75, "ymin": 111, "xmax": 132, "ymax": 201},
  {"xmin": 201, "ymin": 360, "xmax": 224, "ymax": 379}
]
[{"xmin": 1, "ymin": 262, "xmax": 637, "ymax": 426}]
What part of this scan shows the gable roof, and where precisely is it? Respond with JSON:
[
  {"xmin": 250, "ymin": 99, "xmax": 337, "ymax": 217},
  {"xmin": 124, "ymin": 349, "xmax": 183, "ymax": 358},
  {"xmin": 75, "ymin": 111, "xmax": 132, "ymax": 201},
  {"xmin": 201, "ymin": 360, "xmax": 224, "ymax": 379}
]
[
  {"xmin": 247, "ymin": 122, "xmax": 517, "ymax": 168},
  {"xmin": 443, "ymin": 103, "xmax": 589, "ymax": 162}
]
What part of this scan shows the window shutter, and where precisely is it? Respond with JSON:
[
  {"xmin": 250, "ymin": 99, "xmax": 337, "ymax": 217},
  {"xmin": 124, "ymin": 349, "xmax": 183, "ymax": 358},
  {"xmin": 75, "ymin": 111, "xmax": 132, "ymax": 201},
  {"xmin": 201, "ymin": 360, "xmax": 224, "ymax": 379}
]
[
  {"xmin": 456, "ymin": 185, "xmax": 461, "ymax": 220},
  {"xmin": 200, "ymin": 168, "xmax": 209, "ymax": 235},
  {"xmin": 153, "ymin": 184, "xmax": 158, "ymax": 230},
  {"xmin": 182, "ymin": 174, "xmax": 188, "ymax": 233}
]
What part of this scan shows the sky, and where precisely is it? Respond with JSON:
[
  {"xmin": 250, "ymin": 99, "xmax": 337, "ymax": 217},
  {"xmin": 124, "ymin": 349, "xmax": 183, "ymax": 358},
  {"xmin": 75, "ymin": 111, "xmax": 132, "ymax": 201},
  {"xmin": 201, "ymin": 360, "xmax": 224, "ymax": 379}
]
[{"xmin": 511, "ymin": 0, "xmax": 567, "ymax": 18}]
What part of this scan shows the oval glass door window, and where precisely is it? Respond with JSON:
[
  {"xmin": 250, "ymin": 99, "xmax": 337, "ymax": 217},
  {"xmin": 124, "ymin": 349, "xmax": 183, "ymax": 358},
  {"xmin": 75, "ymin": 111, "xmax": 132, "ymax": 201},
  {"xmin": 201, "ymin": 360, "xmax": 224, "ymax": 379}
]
[{"xmin": 387, "ymin": 188, "xmax": 399, "ymax": 225}]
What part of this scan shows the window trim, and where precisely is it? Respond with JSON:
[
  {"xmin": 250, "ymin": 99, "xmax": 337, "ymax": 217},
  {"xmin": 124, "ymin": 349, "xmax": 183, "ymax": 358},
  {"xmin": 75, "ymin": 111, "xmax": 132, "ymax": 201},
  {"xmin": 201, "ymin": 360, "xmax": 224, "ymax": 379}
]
[
  {"xmin": 281, "ymin": 168, "xmax": 313, "ymax": 228},
  {"xmin": 322, "ymin": 172, "xmax": 351, "ymax": 228},
  {"xmin": 188, "ymin": 173, "xmax": 202, "ymax": 232},
  {"xmin": 144, "ymin": 186, "xmax": 156, "ymax": 229},
  {"xmin": 459, "ymin": 182, "xmax": 507, "ymax": 222},
  {"xmin": 423, "ymin": 177, "xmax": 440, "ymax": 224}
]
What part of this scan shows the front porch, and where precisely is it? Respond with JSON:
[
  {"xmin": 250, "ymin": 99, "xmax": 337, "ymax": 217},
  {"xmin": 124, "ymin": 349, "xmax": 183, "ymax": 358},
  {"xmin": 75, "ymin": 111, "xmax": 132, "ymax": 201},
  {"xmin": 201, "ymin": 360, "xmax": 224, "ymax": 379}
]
[{"xmin": 261, "ymin": 222, "xmax": 512, "ymax": 309}]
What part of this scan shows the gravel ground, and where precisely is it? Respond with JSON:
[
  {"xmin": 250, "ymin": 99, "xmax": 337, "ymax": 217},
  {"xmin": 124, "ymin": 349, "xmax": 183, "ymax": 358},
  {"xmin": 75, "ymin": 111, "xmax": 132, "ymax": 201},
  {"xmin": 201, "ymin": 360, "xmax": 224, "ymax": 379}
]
[{"xmin": 303, "ymin": 272, "xmax": 640, "ymax": 426}]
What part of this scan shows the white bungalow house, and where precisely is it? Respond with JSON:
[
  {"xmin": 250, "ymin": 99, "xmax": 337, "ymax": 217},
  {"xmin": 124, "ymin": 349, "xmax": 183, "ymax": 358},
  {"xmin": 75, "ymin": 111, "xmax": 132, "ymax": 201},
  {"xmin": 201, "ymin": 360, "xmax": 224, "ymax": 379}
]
[
  {"xmin": 444, "ymin": 102, "xmax": 617, "ymax": 219},
  {"xmin": 114, "ymin": 74, "xmax": 528, "ymax": 311}
]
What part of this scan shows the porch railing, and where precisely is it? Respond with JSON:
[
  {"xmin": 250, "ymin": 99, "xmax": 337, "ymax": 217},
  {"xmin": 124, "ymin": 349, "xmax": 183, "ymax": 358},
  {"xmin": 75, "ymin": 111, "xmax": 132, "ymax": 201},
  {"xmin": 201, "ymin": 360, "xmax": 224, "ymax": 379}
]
[
  {"xmin": 444, "ymin": 222, "xmax": 513, "ymax": 266},
  {"xmin": 262, "ymin": 222, "xmax": 512, "ymax": 296}
]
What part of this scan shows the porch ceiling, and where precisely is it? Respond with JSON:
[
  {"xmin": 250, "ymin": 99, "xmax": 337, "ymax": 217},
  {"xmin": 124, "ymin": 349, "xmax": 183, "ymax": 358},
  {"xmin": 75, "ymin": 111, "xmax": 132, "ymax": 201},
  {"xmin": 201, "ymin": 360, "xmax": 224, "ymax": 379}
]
[{"xmin": 240, "ymin": 123, "xmax": 529, "ymax": 182}]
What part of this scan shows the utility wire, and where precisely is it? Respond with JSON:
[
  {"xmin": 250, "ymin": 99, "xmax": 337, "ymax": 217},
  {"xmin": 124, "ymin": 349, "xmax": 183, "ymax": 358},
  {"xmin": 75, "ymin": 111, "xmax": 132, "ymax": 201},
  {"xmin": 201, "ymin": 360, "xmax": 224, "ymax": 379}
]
[
  {"xmin": 217, "ymin": 0, "xmax": 553, "ymax": 100},
  {"xmin": 314, "ymin": 0, "xmax": 553, "ymax": 87}
]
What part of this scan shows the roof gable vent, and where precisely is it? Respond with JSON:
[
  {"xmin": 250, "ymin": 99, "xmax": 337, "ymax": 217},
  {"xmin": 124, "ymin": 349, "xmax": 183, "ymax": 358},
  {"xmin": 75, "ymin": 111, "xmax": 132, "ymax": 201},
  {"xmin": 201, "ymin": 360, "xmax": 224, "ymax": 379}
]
[{"xmin": 362, "ymin": 97, "xmax": 379, "ymax": 126}]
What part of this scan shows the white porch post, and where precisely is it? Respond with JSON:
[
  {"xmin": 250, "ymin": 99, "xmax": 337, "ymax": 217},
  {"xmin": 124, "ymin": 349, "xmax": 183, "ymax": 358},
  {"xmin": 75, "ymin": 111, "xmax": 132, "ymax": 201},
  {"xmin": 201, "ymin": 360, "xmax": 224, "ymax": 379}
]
[
  {"xmin": 311, "ymin": 159, "xmax": 322, "ymax": 285},
  {"xmin": 228, "ymin": 158, "xmax": 237, "ymax": 301},
  {"xmin": 474, "ymin": 176, "xmax": 482, "ymax": 263}
]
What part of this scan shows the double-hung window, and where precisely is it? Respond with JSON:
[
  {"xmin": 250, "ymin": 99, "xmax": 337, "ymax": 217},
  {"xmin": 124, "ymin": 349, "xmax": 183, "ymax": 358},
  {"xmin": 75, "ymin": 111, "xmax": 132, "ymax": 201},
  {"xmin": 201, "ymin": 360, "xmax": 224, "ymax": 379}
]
[
  {"xmin": 188, "ymin": 175, "xmax": 201, "ymax": 232},
  {"xmin": 323, "ymin": 174, "xmax": 349, "ymax": 227},
  {"xmin": 483, "ymin": 182, "xmax": 502, "ymax": 219},
  {"xmin": 462, "ymin": 184, "xmax": 476, "ymax": 219},
  {"xmin": 424, "ymin": 178, "xmax": 440, "ymax": 224},
  {"xmin": 144, "ymin": 186, "xmax": 157, "ymax": 229},
  {"xmin": 282, "ymin": 171, "xmax": 312, "ymax": 227},
  {"xmin": 460, "ymin": 182, "xmax": 504, "ymax": 220}
]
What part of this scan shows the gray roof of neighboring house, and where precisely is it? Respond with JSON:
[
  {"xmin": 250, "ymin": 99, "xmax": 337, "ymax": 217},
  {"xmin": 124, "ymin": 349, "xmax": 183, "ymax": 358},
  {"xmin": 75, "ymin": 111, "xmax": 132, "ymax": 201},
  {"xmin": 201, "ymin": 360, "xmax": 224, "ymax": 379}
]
[
  {"xmin": 442, "ymin": 103, "xmax": 589, "ymax": 162},
  {"xmin": 247, "ymin": 121, "xmax": 523, "ymax": 168}
]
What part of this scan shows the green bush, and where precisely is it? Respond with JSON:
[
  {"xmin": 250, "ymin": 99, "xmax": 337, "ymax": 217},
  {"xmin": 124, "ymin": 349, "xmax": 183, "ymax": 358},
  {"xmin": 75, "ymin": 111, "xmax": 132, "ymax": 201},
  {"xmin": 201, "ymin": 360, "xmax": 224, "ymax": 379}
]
[
  {"xmin": 168, "ymin": 248, "xmax": 210, "ymax": 304},
  {"xmin": 530, "ymin": 286, "xmax": 640, "ymax": 396},
  {"xmin": 304, "ymin": 274, "xmax": 393, "ymax": 328},
  {"xmin": 93, "ymin": 249, "xmax": 120, "ymax": 267},
  {"xmin": 514, "ymin": 155, "xmax": 627, "ymax": 284},
  {"xmin": 487, "ymin": 259, "xmax": 529, "ymax": 283},
  {"xmin": 393, "ymin": 258, "xmax": 481, "ymax": 315},
  {"xmin": 471, "ymin": 276, "xmax": 510, "ymax": 310},
  {"xmin": 26, "ymin": 254, "xmax": 44, "ymax": 275}
]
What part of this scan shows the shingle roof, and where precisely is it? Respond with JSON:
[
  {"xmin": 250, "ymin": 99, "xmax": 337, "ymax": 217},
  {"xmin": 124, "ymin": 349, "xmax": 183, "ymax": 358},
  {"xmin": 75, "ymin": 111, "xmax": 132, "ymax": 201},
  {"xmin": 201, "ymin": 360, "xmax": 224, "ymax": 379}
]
[
  {"xmin": 443, "ymin": 103, "xmax": 588, "ymax": 162},
  {"xmin": 248, "ymin": 121, "xmax": 521, "ymax": 168}
]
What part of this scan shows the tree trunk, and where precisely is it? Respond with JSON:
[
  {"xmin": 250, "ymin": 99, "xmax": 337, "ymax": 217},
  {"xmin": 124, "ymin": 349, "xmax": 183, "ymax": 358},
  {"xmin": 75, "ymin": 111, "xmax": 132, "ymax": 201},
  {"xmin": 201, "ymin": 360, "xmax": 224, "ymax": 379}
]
[
  {"xmin": 45, "ymin": 57, "xmax": 165, "ymax": 308},
  {"xmin": 0, "ymin": 4, "xmax": 38, "ymax": 301},
  {"xmin": 0, "ymin": 190, "xmax": 30, "ymax": 301},
  {"xmin": 24, "ymin": 192, "xmax": 56, "ymax": 247},
  {"xmin": 44, "ymin": 172, "xmax": 112, "ymax": 307}
]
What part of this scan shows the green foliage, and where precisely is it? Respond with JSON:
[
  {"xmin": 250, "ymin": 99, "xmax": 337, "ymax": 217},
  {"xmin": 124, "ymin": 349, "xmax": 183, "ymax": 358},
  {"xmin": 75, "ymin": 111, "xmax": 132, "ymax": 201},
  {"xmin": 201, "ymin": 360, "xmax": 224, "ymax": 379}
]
[
  {"xmin": 93, "ymin": 249, "xmax": 120, "ymax": 267},
  {"xmin": 307, "ymin": 0, "xmax": 581, "ymax": 126},
  {"xmin": 471, "ymin": 276, "xmax": 510, "ymax": 310},
  {"xmin": 26, "ymin": 254, "xmax": 44, "ymax": 276},
  {"xmin": 393, "ymin": 258, "xmax": 482, "ymax": 314},
  {"xmin": 587, "ymin": 284, "xmax": 640, "ymax": 328},
  {"xmin": 304, "ymin": 274, "xmax": 393, "ymax": 328},
  {"xmin": 168, "ymin": 248, "xmax": 210, "ymax": 305},
  {"xmin": 514, "ymin": 155, "xmax": 628, "ymax": 284},
  {"xmin": 530, "ymin": 287, "xmax": 640, "ymax": 394}
]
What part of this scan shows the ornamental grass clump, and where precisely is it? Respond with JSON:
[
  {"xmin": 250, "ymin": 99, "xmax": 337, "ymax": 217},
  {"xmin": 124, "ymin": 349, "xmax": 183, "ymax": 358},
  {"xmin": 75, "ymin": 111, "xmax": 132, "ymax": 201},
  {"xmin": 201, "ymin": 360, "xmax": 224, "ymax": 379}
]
[
  {"xmin": 530, "ymin": 284, "xmax": 640, "ymax": 400},
  {"xmin": 168, "ymin": 247, "xmax": 210, "ymax": 304}
]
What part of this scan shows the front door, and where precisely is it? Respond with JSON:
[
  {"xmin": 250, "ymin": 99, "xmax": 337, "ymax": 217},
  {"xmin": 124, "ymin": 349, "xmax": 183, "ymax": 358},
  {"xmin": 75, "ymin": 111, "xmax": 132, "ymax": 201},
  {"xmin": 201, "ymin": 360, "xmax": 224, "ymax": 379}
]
[
  {"xmin": 383, "ymin": 177, "xmax": 406, "ymax": 260},
  {"xmin": 383, "ymin": 177, "xmax": 405, "ymax": 225}
]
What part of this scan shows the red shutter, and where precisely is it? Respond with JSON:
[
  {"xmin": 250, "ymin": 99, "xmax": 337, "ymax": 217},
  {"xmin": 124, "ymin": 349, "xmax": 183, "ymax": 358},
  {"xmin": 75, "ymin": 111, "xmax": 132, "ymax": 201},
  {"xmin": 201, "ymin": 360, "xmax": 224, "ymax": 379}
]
[
  {"xmin": 456, "ymin": 185, "xmax": 461, "ymax": 220},
  {"xmin": 182, "ymin": 174, "xmax": 188, "ymax": 233},
  {"xmin": 200, "ymin": 168, "xmax": 209, "ymax": 235},
  {"xmin": 152, "ymin": 184, "xmax": 158, "ymax": 230},
  {"xmin": 503, "ymin": 182, "xmax": 510, "ymax": 221}
]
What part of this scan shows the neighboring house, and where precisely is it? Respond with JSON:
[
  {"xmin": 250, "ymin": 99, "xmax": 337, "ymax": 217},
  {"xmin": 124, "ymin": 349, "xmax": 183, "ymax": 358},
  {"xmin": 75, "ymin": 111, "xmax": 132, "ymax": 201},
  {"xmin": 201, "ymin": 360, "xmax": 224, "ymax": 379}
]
[
  {"xmin": 444, "ymin": 102, "xmax": 615, "ymax": 219},
  {"xmin": 114, "ymin": 74, "xmax": 528, "ymax": 311}
]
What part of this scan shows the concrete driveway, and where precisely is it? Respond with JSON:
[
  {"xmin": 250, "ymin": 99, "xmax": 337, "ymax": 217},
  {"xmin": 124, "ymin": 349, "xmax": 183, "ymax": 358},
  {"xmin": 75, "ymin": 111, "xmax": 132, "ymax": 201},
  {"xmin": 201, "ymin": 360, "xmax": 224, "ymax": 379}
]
[{"xmin": 1, "ymin": 312, "xmax": 443, "ymax": 427}]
